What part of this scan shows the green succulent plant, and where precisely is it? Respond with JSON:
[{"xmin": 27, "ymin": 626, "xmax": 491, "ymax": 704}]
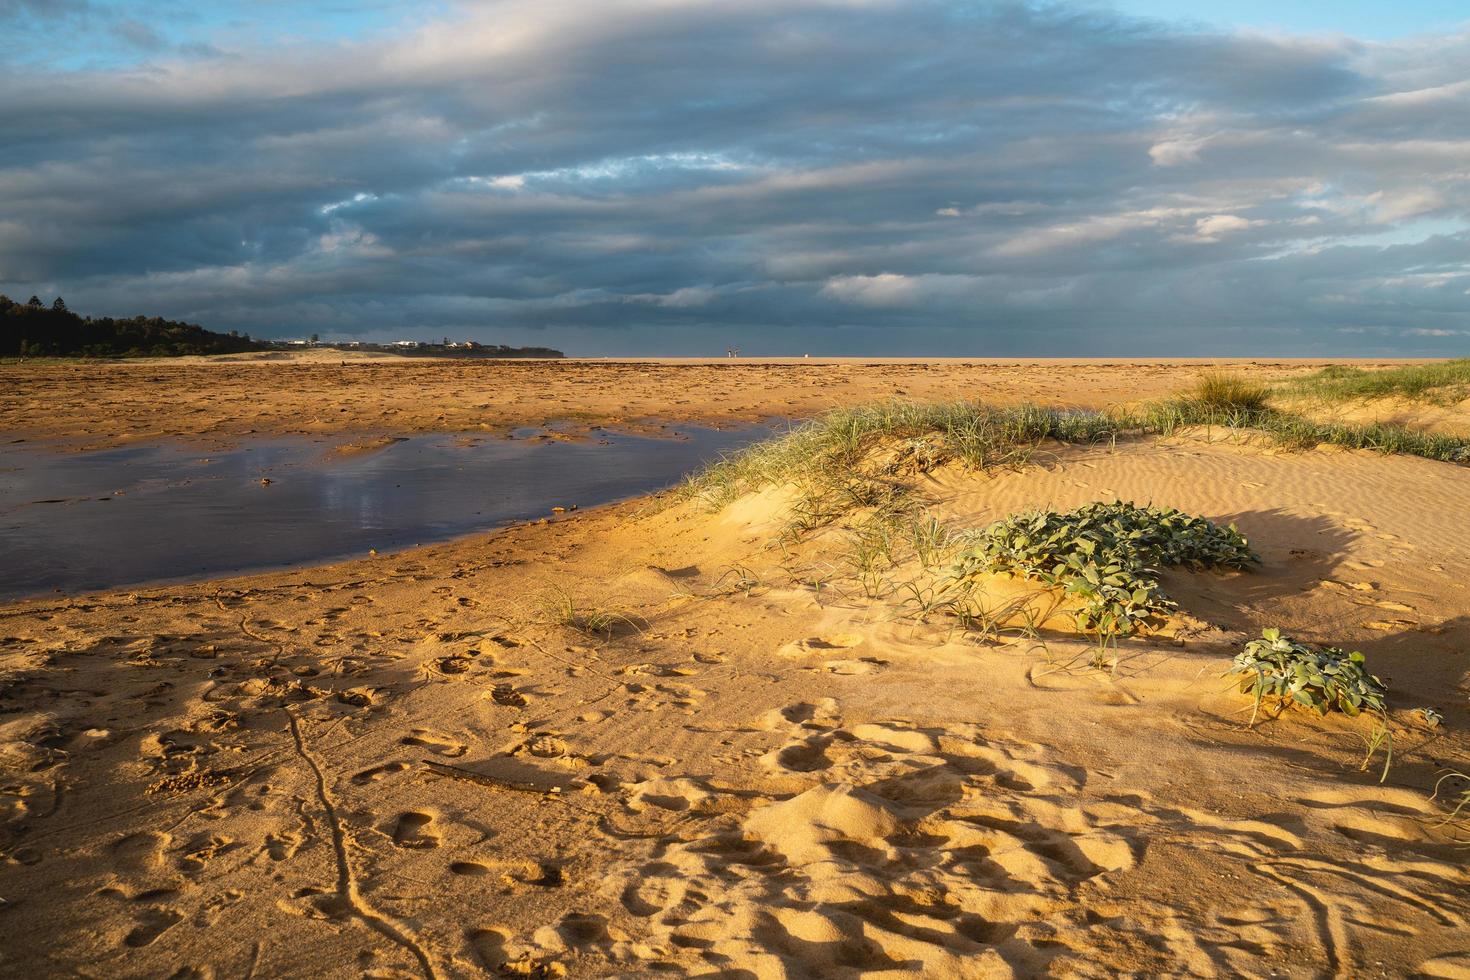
[
  {"xmin": 949, "ymin": 501, "xmax": 1257, "ymax": 635},
  {"xmin": 1228, "ymin": 628, "xmax": 1388, "ymax": 725}
]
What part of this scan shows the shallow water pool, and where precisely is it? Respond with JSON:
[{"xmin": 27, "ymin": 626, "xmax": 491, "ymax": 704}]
[{"xmin": 0, "ymin": 425, "xmax": 770, "ymax": 600}]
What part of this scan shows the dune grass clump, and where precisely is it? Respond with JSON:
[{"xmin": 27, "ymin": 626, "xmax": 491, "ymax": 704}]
[
  {"xmin": 1289, "ymin": 359, "xmax": 1470, "ymax": 404},
  {"xmin": 1191, "ymin": 371, "xmax": 1271, "ymax": 414},
  {"xmin": 948, "ymin": 501, "xmax": 1258, "ymax": 637},
  {"xmin": 679, "ymin": 401, "xmax": 1139, "ymax": 511},
  {"xmin": 1227, "ymin": 628, "xmax": 1387, "ymax": 726},
  {"xmin": 539, "ymin": 589, "xmax": 643, "ymax": 637},
  {"xmin": 683, "ymin": 400, "xmax": 1470, "ymax": 517}
]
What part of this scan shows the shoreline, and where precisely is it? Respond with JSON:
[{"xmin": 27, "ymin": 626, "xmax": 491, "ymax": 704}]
[{"xmin": 0, "ymin": 356, "xmax": 1431, "ymax": 452}]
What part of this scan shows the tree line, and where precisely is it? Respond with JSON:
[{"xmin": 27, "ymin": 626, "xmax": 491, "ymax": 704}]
[{"xmin": 1, "ymin": 294, "xmax": 268, "ymax": 357}]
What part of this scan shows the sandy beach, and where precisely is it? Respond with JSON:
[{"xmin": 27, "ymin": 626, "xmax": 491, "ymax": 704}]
[
  {"xmin": 0, "ymin": 355, "xmax": 1448, "ymax": 451},
  {"xmin": 1, "ymin": 358, "xmax": 1467, "ymax": 978}
]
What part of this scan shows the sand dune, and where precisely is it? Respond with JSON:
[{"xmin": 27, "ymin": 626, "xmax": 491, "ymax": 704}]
[{"xmin": 2, "ymin": 423, "xmax": 1467, "ymax": 977}]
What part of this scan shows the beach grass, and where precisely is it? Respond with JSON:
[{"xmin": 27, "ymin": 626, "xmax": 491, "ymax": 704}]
[
  {"xmin": 1286, "ymin": 359, "xmax": 1470, "ymax": 404},
  {"xmin": 680, "ymin": 389, "xmax": 1470, "ymax": 513},
  {"xmin": 1191, "ymin": 371, "xmax": 1271, "ymax": 414}
]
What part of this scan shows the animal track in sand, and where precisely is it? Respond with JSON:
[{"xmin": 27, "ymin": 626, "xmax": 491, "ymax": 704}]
[{"xmin": 390, "ymin": 811, "xmax": 440, "ymax": 849}]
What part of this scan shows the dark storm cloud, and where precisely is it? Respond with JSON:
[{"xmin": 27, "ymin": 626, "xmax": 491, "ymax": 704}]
[{"xmin": 1, "ymin": 0, "xmax": 1468, "ymax": 354}]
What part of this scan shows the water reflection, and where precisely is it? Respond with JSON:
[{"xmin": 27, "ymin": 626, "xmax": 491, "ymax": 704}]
[{"xmin": 0, "ymin": 425, "xmax": 769, "ymax": 600}]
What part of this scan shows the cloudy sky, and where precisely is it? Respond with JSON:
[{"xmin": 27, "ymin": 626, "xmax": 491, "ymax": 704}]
[{"xmin": 2, "ymin": 1, "xmax": 1468, "ymax": 355}]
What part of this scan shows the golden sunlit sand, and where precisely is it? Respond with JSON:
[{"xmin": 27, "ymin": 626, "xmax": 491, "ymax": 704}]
[
  {"xmin": 2, "ymin": 354, "xmax": 1457, "ymax": 450},
  {"xmin": 1, "ymin": 360, "xmax": 1467, "ymax": 978}
]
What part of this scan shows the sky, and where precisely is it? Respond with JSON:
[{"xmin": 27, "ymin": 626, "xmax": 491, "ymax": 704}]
[{"xmin": 1, "ymin": 1, "xmax": 1468, "ymax": 356}]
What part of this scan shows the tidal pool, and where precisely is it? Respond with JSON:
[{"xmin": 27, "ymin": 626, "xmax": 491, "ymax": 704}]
[{"xmin": 0, "ymin": 425, "xmax": 770, "ymax": 600}]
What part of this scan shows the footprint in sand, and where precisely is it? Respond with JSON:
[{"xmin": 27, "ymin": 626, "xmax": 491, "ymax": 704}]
[
  {"xmin": 264, "ymin": 830, "xmax": 303, "ymax": 861},
  {"xmin": 550, "ymin": 912, "xmax": 613, "ymax": 951},
  {"xmin": 450, "ymin": 860, "xmax": 494, "ymax": 876},
  {"xmin": 390, "ymin": 811, "xmax": 440, "ymax": 849},
  {"xmin": 400, "ymin": 731, "xmax": 467, "ymax": 757},
  {"xmin": 491, "ymin": 683, "xmax": 528, "ymax": 708},
  {"xmin": 177, "ymin": 834, "xmax": 233, "ymax": 874},
  {"xmin": 760, "ymin": 700, "xmax": 836, "ymax": 731},
  {"xmin": 468, "ymin": 927, "xmax": 564, "ymax": 977},
  {"xmin": 110, "ymin": 830, "xmax": 170, "ymax": 875},
  {"xmin": 351, "ymin": 761, "xmax": 410, "ymax": 784},
  {"xmin": 821, "ymin": 657, "xmax": 887, "ymax": 675},
  {"xmin": 771, "ymin": 736, "xmax": 834, "ymax": 773},
  {"xmin": 123, "ymin": 907, "xmax": 183, "ymax": 948},
  {"xmin": 800, "ymin": 633, "xmax": 864, "ymax": 651}
]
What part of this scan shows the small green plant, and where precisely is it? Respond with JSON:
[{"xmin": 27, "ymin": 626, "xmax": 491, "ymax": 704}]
[
  {"xmin": 1430, "ymin": 770, "xmax": 1470, "ymax": 837},
  {"xmin": 1413, "ymin": 706, "xmax": 1444, "ymax": 729},
  {"xmin": 949, "ymin": 501, "xmax": 1257, "ymax": 636},
  {"xmin": 717, "ymin": 564, "xmax": 765, "ymax": 597},
  {"xmin": 1227, "ymin": 628, "xmax": 1387, "ymax": 726},
  {"xmin": 1192, "ymin": 371, "xmax": 1271, "ymax": 414},
  {"xmin": 907, "ymin": 511, "xmax": 954, "ymax": 569},
  {"xmin": 1359, "ymin": 716, "xmax": 1394, "ymax": 784},
  {"xmin": 539, "ymin": 589, "xmax": 642, "ymax": 637}
]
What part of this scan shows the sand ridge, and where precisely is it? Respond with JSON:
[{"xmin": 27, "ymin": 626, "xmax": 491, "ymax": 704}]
[{"xmin": 1, "ymin": 426, "xmax": 1467, "ymax": 977}]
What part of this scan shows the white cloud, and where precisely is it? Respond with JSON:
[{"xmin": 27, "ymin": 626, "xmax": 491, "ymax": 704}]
[
  {"xmin": 1148, "ymin": 136, "xmax": 1210, "ymax": 167},
  {"xmin": 1370, "ymin": 187, "xmax": 1446, "ymax": 223}
]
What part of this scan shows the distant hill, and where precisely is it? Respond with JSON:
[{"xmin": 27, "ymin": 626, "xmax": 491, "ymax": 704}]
[
  {"xmin": 0, "ymin": 295, "xmax": 565, "ymax": 359},
  {"xmin": 1, "ymin": 294, "xmax": 266, "ymax": 357},
  {"xmin": 319, "ymin": 340, "xmax": 565, "ymax": 359}
]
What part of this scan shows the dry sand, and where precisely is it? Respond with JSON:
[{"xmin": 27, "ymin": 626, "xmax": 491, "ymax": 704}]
[
  {"xmin": 1, "ymin": 362, "xmax": 1468, "ymax": 978},
  {"xmin": 0, "ymin": 355, "xmax": 1444, "ymax": 450}
]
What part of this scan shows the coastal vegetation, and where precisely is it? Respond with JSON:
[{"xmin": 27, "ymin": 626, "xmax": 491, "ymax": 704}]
[
  {"xmin": 1228, "ymin": 628, "xmax": 1388, "ymax": 724},
  {"xmin": 1286, "ymin": 359, "xmax": 1470, "ymax": 404},
  {"xmin": 1190, "ymin": 370, "xmax": 1272, "ymax": 413},
  {"xmin": 948, "ymin": 501, "xmax": 1257, "ymax": 637},
  {"xmin": 1, "ymin": 294, "xmax": 266, "ymax": 357},
  {"xmin": 0, "ymin": 294, "xmax": 565, "ymax": 358},
  {"xmin": 681, "ymin": 384, "xmax": 1470, "ymax": 513}
]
